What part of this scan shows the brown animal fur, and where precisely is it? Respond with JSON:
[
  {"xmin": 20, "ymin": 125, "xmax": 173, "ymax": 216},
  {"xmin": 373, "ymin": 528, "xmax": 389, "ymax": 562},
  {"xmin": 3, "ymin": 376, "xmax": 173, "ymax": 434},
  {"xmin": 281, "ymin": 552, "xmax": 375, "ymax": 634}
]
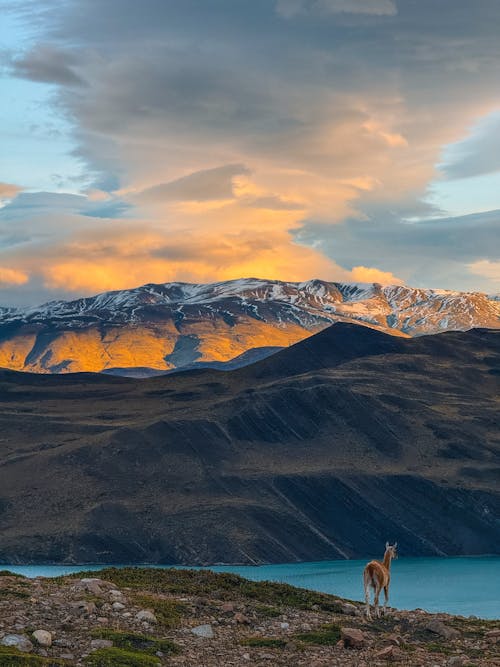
[{"xmin": 363, "ymin": 542, "xmax": 397, "ymax": 619}]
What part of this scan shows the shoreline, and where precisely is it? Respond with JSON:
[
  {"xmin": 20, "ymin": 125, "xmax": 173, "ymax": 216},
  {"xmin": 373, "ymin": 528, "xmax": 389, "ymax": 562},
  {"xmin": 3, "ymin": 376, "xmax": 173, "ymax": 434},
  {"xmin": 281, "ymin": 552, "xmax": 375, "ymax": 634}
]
[{"xmin": 0, "ymin": 566, "xmax": 498, "ymax": 666}]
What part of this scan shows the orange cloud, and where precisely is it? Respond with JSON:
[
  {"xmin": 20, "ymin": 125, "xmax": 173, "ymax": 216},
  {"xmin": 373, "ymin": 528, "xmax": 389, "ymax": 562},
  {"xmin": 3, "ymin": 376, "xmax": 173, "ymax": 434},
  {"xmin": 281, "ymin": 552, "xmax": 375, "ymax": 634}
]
[
  {"xmin": 0, "ymin": 183, "xmax": 22, "ymax": 199},
  {"xmin": 467, "ymin": 259, "xmax": 500, "ymax": 285},
  {"xmin": 39, "ymin": 226, "xmax": 346, "ymax": 294},
  {"xmin": 349, "ymin": 265, "xmax": 405, "ymax": 285},
  {"xmin": 0, "ymin": 267, "xmax": 29, "ymax": 286}
]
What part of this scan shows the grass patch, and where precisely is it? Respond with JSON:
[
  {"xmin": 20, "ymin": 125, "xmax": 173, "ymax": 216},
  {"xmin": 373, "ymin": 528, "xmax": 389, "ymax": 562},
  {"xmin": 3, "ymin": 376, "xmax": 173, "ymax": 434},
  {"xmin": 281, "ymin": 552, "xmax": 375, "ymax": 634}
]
[
  {"xmin": 294, "ymin": 623, "xmax": 341, "ymax": 645},
  {"xmin": 0, "ymin": 646, "xmax": 68, "ymax": 665},
  {"xmin": 0, "ymin": 589, "xmax": 30, "ymax": 599},
  {"xmin": 133, "ymin": 594, "xmax": 185, "ymax": 628},
  {"xmin": 427, "ymin": 643, "xmax": 454, "ymax": 655},
  {"xmin": 447, "ymin": 617, "xmax": 500, "ymax": 638},
  {"xmin": 0, "ymin": 571, "xmax": 25, "ymax": 578},
  {"xmin": 84, "ymin": 594, "xmax": 105, "ymax": 608},
  {"xmin": 365, "ymin": 617, "xmax": 400, "ymax": 633},
  {"xmin": 73, "ymin": 567, "xmax": 346, "ymax": 612},
  {"xmin": 399, "ymin": 643, "xmax": 417, "ymax": 652},
  {"xmin": 84, "ymin": 647, "xmax": 161, "ymax": 667},
  {"xmin": 91, "ymin": 629, "xmax": 179, "ymax": 655},
  {"xmin": 241, "ymin": 637, "xmax": 287, "ymax": 648},
  {"xmin": 254, "ymin": 604, "xmax": 281, "ymax": 618}
]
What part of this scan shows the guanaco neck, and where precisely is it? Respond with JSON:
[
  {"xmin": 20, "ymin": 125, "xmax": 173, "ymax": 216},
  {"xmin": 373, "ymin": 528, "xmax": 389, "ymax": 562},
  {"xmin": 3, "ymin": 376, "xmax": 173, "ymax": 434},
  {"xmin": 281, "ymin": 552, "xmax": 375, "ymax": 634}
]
[{"xmin": 382, "ymin": 551, "xmax": 393, "ymax": 570}]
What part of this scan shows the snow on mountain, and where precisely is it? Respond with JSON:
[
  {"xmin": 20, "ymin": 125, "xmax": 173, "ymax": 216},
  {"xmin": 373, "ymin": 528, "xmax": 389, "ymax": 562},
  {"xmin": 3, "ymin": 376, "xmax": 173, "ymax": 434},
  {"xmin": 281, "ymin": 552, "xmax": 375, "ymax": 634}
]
[{"xmin": 0, "ymin": 278, "xmax": 498, "ymax": 374}]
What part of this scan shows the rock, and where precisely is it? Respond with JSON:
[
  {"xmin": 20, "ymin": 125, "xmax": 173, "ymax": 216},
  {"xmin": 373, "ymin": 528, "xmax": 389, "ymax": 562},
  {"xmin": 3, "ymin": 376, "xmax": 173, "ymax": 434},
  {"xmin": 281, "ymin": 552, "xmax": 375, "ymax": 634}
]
[
  {"xmin": 32, "ymin": 630, "xmax": 52, "ymax": 647},
  {"xmin": 71, "ymin": 600, "xmax": 97, "ymax": 615},
  {"xmin": 280, "ymin": 622, "xmax": 290, "ymax": 630},
  {"xmin": 341, "ymin": 627, "xmax": 366, "ymax": 649},
  {"xmin": 136, "ymin": 610, "xmax": 158, "ymax": 623},
  {"xmin": 80, "ymin": 578, "xmax": 105, "ymax": 596},
  {"xmin": 97, "ymin": 617, "xmax": 109, "ymax": 624},
  {"xmin": 424, "ymin": 619, "xmax": 460, "ymax": 639},
  {"xmin": 375, "ymin": 645, "xmax": 402, "ymax": 661},
  {"xmin": 90, "ymin": 639, "xmax": 114, "ymax": 650},
  {"xmin": 340, "ymin": 602, "xmax": 359, "ymax": 616},
  {"xmin": 447, "ymin": 657, "xmax": 469, "ymax": 667},
  {"xmin": 112, "ymin": 602, "xmax": 126, "ymax": 611},
  {"xmin": 234, "ymin": 612, "xmax": 250, "ymax": 624},
  {"xmin": 191, "ymin": 624, "xmax": 214, "ymax": 638},
  {"xmin": 387, "ymin": 633, "xmax": 401, "ymax": 645},
  {"xmin": 221, "ymin": 602, "xmax": 234, "ymax": 613},
  {"xmin": 1, "ymin": 634, "xmax": 34, "ymax": 652},
  {"xmin": 54, "ymin": 638, "xmax": 71, "ymax": 648},
  {"xmin": 485, "ymin": 629, "xmax": 500, "ymax": 643}
]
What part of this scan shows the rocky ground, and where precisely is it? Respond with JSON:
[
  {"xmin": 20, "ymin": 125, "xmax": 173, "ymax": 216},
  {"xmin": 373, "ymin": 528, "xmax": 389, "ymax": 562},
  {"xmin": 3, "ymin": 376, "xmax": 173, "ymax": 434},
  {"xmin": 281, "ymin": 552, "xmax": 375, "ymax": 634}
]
[{"xmin": 0, "ymin": 567, "xmax": 498, "ymax": 666}]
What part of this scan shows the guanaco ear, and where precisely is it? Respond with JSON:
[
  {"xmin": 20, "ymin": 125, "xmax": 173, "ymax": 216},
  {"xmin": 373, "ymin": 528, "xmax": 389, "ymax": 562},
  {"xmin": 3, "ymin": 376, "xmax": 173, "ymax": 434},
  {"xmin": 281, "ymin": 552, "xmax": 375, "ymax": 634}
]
[
  {"xmin": 385, "ymin": 541, "xmax": 389, "ymax": 549},
  {"xmin": 394, "ymin": 542, "xmax": 398, "ymax": 549}
]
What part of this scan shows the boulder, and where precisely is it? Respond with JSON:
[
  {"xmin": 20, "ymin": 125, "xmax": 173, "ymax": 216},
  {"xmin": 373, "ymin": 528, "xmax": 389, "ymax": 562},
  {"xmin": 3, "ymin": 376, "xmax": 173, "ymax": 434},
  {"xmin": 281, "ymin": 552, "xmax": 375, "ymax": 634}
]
[
  {"xmin": 341, "ymin": 627, "xmax": 366, "ymax": 649},
  {"xmin": 424, "ymin": 619, "xmax": 460, "ymax": 640},
  {"xmin": 32, "ymin": 630, "xmax": 52, "ymax": 647},
  {"xmin": 1, "ymin": 634, "xmax": 34, "ymax": 652},
  {"xmin": 191, "ymin": 624, "xmax": 214, "ymax": 639},
  {"xmin": 234, "ymin": 612, "xmax": 250, "ymax": 624},
  {"xmin": 375, "ymin": 645, "xmax": 403, "ymax": 661},
  {"xmin": 136, "ymin": 610, "xmax": 158, "ymax": 623},
  {"xmin": 340, "ymin": 602, "xmax": 359, "ymax": 616},
  {"xmin": 80, "ymin": 578, "xmax": 105, "ymax": 597}
]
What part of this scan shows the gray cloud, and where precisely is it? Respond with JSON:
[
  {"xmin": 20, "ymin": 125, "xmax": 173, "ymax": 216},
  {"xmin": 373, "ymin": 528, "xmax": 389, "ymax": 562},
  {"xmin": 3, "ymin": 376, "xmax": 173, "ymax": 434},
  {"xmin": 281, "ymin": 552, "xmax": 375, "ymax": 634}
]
[
  {"xmin": 138, "ymin": 164, "xmax": 249, "ymax": 202},
  {"xmin": 11, "ymin": 44, "xmax": 85, "ymax": 86},
  {"xmin": 440, "ymin": 111, "xmax": 500, "ymax": 180},
  {"xmin": 4, "ymin": 0, "xmax": 500, "ymax": 298},
  {"xmin": 276, "ymin": 0, "xmax": 397, "ymax": 18},
  {"xmin": 295, "ymin": 208, "xmax": 500, "ymax": 291},
  {"xmin": 241, "ymin": 195, "xmax": 305, "ymax": 211}
]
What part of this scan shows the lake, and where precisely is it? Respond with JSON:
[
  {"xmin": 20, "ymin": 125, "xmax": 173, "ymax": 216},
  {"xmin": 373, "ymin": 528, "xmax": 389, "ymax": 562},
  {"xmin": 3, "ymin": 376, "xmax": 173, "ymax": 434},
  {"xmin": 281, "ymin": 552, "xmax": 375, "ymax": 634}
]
[{"xmin": 2, "ymin": 556, "xmax": 498, "ymax": 619}]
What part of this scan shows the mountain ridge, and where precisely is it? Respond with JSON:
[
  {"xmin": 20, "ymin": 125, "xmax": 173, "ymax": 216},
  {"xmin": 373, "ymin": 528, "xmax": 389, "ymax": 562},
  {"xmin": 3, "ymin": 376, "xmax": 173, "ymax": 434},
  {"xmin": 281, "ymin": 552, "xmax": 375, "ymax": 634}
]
[{"xmin": 0, "ymin": 278, "xmax": 498, "ymax": 375}]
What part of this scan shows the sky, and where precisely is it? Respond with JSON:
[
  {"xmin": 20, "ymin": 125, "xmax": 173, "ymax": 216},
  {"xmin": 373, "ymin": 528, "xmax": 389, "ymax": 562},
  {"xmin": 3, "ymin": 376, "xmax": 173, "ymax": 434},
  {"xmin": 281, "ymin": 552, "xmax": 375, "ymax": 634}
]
[{"xmin": 0, "ymin": 0, "xmax": 499, "ymax": 306}]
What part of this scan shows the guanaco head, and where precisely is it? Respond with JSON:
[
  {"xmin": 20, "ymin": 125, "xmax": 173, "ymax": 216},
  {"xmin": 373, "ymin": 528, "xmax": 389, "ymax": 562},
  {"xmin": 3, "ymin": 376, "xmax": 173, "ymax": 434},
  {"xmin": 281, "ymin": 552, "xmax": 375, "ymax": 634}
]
[{"xmin": 385, "ymin": 541, "xmax": 398, "ymax": 560}]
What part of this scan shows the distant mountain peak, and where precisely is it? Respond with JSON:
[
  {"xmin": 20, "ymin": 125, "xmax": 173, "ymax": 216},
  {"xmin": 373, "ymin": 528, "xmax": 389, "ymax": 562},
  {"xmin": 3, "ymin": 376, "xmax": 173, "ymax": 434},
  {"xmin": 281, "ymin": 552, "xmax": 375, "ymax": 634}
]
[{"xmin": 0, "ymin": 278, "xmax": 498, "ymax": 374}]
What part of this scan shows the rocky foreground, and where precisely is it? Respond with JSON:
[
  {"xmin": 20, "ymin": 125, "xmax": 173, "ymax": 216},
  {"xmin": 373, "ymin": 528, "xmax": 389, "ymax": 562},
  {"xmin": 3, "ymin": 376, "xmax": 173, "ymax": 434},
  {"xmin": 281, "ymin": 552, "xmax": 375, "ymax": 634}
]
[{"xmin": 0, "ymin": 568, "xmax": 498, "ymax": 666}]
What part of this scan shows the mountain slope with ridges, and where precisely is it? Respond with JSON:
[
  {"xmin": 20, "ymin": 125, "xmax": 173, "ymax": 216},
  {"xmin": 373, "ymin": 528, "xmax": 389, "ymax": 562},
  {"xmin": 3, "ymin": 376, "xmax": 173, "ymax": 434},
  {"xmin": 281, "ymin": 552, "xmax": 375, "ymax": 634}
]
[
  {"xmin": 0, "ymin": 323, "xmax": 498, "ymax": 564},
  {"xmin": 0, "ymin": 278, "xmax": 498, "ymax": 374}
]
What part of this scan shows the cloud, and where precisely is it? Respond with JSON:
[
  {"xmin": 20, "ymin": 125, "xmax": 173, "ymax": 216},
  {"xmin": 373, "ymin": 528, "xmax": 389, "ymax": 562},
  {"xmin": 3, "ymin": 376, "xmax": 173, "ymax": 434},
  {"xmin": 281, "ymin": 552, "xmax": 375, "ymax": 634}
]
[
  {"xmin": 0, "ymin": 190, "xmax": 345, "ymax": 301},
  {"xmin": 440, "ymin": 110, "xmax": 500, "ymax": 180},
  {"xmin": 137, "ymin": 164, "xmax": 249, "ymax": 203},
  {"xmin": 276, "ymin": 0, "xmax": 397, "ymax": 18},
  {"xmin": 240, "ymin": 194, "xmax": 305, "ymax": 210},
  {"xmin": 295, "ymin": 208, "xmax": 500, "ymax": 291},
  {"xmin": 3, "ymin": 0, "xmax": 500, "ymax": 302},
  {"xmin": 349, "ymin": 266, "xmax": 404, "ymax": 285},
  {"xmin": 467, "ymin": 259, "xmax": 500, "ymax": 286},
  {"xmin": 10, "ymin": 44, "xmax": 85, "ymax": 86},
  {"xmin": 0, "ymin": 191, "xmax": 129, "ymax": 225},
  {"xmin": 0, "ymin": 267, "xmax": 29, "ymax": 286},
  {"xmin": 0, "ymin": 183, "xmax": 22, "ymax": 200}
]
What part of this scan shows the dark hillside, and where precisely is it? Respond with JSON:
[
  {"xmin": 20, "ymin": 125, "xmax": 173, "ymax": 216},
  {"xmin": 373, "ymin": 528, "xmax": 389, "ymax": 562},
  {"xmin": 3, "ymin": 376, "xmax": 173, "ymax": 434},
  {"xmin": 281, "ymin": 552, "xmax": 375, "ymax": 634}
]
[{"xmin": 0, "ymin": 324, "xmax": 498, "ymax": 564}]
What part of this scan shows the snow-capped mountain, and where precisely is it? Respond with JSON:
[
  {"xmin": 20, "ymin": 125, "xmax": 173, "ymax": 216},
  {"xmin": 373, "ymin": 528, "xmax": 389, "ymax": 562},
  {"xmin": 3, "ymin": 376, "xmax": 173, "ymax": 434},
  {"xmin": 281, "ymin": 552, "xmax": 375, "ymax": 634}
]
[{"xmin": 0, "ymin": 278, "xmax": 498, "ymax": 374}]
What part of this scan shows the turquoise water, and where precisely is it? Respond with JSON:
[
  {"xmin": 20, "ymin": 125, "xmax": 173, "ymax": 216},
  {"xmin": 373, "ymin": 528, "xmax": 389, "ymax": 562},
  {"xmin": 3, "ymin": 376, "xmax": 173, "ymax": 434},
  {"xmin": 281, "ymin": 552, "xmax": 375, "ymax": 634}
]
[{"xmin": 2, "ymin": 556, "xmax": 499, "ymax": 619}]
